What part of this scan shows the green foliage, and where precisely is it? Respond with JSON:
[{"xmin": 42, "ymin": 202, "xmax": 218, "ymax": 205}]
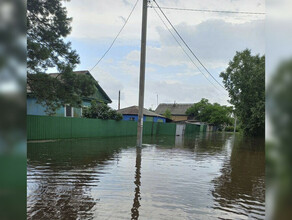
[
  {"xmin": 27, "ymin": 0, "xmax": 96, "ymax": 114},
  {"xmin": 224, "ymin": 126, "xmax": 239, "ymax": 132},
  {"xmin": 186, "ymin": 98, "xmax": 233, "ymax": 127},
  {"xmin": 163, "ymin": 109, "xmax": 172, "ymax": 119},
  {"xmin": 266, "ymin": 59, "xmax": 292, "ymax": 218},
  {"xmin": 27, "ymin": 0, "xmax": 78, "ymax": 74},
  {"xmin": 83, "ymin": 101, "xmax": 123, "ymax": 121},
  {"xmin": 28, "ymin": 71, "xmax": 96, "ymax": 115},
  {"xmin": 220, "ymin": 49, "xmax": 265, "ymax": 136}
]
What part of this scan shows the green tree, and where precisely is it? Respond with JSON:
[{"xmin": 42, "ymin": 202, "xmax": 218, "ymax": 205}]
[
  {"xmin": 163, "ymin": 109, "xmax": 172, "ymax": 119},
  {"xmin": 27, "ymin": 0, "xmax": 96, "ymax": 114},
  {"xmin": 83, "ymin": 101, "xmax": 123, "ymax": 121},
  {"xmin": 186, "ymin": 98, "xmax": 233, "ymax": 128},
  {"xmin": 208, "ymin": 103, "xmax": 233, "ymax": 127},
  {"xmin": 220, "ymin": 49, "xmax": 265, "ymax": 136},
  {"xmin": 267, "ymin": 59, "xmax": 292, "ymax": 219},
  {"xmin": 186, "ymin": 98, "xmax": 211, "ymax": 122}
]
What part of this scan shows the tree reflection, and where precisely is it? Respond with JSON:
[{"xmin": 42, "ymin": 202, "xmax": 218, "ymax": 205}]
[
  {"xmin": 27, "ymin": 137, "xmax": 136, "ymax": 220},
  {"xmin": 211, "ymin": 135, "xmax": 265, "ymax": 219},
  {"xmin": 131, "ymin": 147, "xmax": 142, "ymax": 220}
]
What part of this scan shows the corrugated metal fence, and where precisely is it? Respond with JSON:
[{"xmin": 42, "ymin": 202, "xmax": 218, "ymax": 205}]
[{"xmin": 27, "ymin": 115, "xmax": 177, "ymax": 140}]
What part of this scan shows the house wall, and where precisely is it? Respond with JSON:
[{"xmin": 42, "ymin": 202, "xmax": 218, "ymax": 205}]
[
  {"xmin": 82, "ymin": 100, "xmax": 91, "ymax": 107},
  {"xmin": 153, "ymin": 117, "xmax": 166, "ymax": 123},
  {"xmin": 27, "ymin": 97, "xmax": 84, "ymax": 118},
  {"xmin": 123, "ymin": 115, "xmax": 138, "ymax": 121},
  {"xmin": 171, "ymin": 115, "xmax": 188, "ymax": 122},
  {"xmin": 27, "ymin": 97, "xmax": 47, "ymax": 116}
]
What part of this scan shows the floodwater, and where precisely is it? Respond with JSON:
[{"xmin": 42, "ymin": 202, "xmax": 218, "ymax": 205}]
[{"xmin": 27, "ymin": 133, "xmax": 265, "ymax": 219}]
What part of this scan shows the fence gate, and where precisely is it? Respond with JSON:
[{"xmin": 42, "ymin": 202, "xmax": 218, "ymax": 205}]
[{"xmin": 176, "ymin": 124, "xmax": 185, "ymax": 136}]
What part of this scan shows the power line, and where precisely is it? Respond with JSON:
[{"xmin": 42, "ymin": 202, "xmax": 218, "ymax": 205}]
[
  {"xmin": 150, "ymin": 2, "xmax": 221, "ymax": 92},
  {"xmin": 153, "ymin": 0, "xmax": 226, "ymax": 90},
  {"xmin": 149, "ymin": 6, "xmax": 265, "ymax": 15},
  {"xmin": 90, "ymin": 0, "xmax": 140, "ymax": 72}
]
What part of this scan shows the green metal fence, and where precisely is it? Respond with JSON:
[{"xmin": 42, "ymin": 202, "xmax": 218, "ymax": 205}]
[
  {"xmin": 185, "ymin": 123, "xmax": 201, "ymax": 135},
  {"xmin": 156, "ymin": 122, "xmax": 176, "ymax": 135},
  {"xmin": 27, "ymin": 115, "xmax": 176, "ymax": 140}
]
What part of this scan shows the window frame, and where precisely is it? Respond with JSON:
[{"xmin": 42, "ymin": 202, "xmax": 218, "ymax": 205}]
[{"xmin": 64, "ymin": 105, "xmax": 74, "ymax": 117}]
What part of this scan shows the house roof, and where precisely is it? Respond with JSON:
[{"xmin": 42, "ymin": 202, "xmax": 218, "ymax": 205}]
[
  {"xmin": 27, "ymin": 70, "xmax": 112, "ymax": 103},
  {"xmin": 155, "ymin": 103, "xmax": 193, "ymax": 116},
  {"xmin": 117, "ymin": 106, "xmax": 165, "ymax": 118}
]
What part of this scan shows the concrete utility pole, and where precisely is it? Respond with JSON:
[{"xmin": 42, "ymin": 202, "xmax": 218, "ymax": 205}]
[
  {"xmin": 118, "ymin": 90, "xmax": 121, "ymax": 110},
  {"xmin": 157, "ymin": 94, "xmax": 158, "ymax": 107},
  {"xmin": 137, "ymin": 0, "xmax": 148, "ymax": 147}
]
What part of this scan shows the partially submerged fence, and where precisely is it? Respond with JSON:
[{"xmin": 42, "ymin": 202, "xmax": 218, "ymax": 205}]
[{"xmin": 27, "ymin": 115, "xmax": 178, "ymax": 140}]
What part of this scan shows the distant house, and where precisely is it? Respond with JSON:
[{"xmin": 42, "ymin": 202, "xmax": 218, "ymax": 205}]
[
  {"xmin": 117, "ymin": 106, "xmax": 166, "ymax": 123},
  {"xmin": 155, "ymin": 103, "xmax": 193, "ymax": 122},
  {"xmin": 27, "ymin": 70, "xmax": 112, "ymax": 117}
]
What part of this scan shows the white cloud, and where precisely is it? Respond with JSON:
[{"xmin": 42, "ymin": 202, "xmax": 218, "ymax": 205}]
[
  {"xmin": 145, "ymin": 79, "xmax": 230, "ymax": 109},
  {"xmin": 65, "ymin": 0, "xmax": 265, "ymax": 43},
  {"xmin": 124, "ymin": 18, "xmax": 264, "ymax": 71},
  {"xmin": 176, "ymin": 72, "xmax": 200, "ymax": 77},
  {"xmin": 63, "ymin": 0, "xmax": 265, "ymax": 110},
  {"xmin": 90, "ymin": 68, "xmax": 124, "ymax": 102}
]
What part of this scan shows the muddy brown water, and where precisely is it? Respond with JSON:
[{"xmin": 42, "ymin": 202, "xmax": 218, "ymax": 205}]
[{"xmin": 27, "ymin": 133, "xmax": 265, "ymax": 219}]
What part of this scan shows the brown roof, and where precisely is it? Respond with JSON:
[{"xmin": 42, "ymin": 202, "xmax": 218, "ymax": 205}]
[
  {"xmin": 155, "ymin": 103, "xmax": 193, "ymax": 116},
  {"xmin": 117, "ymin": 106, "xmax": 165, "ymax": 118}
]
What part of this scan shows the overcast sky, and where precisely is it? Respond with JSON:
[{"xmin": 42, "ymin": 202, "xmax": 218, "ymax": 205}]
[{"xmin": 62, "ymin": 0, "xmax": 265, "ymax": 110}]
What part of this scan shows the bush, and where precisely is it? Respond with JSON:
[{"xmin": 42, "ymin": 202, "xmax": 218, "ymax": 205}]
[
  {"xmin": 83, "ymin": 101, "xmax": 123, "ymax": 121},
  {"xmin": 224, "ymin": 126, "xmax": 239, "ymax": 132}
]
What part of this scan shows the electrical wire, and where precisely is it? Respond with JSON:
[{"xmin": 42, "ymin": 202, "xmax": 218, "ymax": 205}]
[
  {"xmin": 90, "ymin": 0, "xmax": 140, "ymax": 71},
  {"xmin": 148, "ymin": 5, "xmax": 265, "ymax": 15},
  {"xmin": 153, "ymin": 0, "xmax": 226, "ymax": 90},
  {"xmin": 150, "ymin": 2, "xmax": 221, "ymax": 92}
]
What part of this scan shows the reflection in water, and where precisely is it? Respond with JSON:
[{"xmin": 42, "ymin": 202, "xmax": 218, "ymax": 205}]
[
  {"xmin": 27, "ymin": 133, "xmax": 265, "ymax": 219},
  {"xmin": 27, "ymin": 137, "xmax": 136, "ymax": 219},
  {"xmin": 212, "ymin": 135, "xmax": 265, "ymax": 219},
  {"xmin": 131, "ymin": 147, "xmax": 142, "ymax": 220}
]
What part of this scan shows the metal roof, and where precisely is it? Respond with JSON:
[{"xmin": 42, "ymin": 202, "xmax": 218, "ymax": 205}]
[
  {"xmin": 117, "ymin": 106, "xmax": 165, "ymax": 118},
  {"xmin": 155, "ymin": 103, "xmax": 193, "ymax": 115}
]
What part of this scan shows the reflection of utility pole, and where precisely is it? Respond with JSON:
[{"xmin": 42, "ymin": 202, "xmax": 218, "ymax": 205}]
[
  {"xmin": 118, "ymin": 90, "xmax": 121, "ymax": 110},
  {"xmin": 137, "ymin": 0, "xmax": 148, "ymax": 147},
  {"xmin": 131, "ymin": 147, "xmax": 142, "ymax": 219},
  {"xmin": 234, "ymin": 115, "xmax": 237, "ymax": 133}
]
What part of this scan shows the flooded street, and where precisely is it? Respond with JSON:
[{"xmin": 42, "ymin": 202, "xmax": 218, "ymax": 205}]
[{"xmin": 27, "ymin": 133, "xmax": 265, "ymax": 219}]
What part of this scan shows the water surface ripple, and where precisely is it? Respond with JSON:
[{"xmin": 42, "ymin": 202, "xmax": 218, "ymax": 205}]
[{"xmin": 27, "ymin": 133, "xmax": 265, "ymax": 219}]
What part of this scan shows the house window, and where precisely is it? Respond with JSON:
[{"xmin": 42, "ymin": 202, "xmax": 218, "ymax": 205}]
[
  {"xmin": 129, "ymin": 117, "xmax": 135, "ymax": 121},
  {"xmin": 65, "ymin": 105, "xmax": 73, "ymax": 117}
]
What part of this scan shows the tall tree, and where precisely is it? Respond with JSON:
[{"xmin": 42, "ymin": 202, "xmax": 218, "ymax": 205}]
[
  {"xmin": 220, "ymin": 49, "xmax": 265, "ymax": 136},
  {"xmin": 27, "ymin": 0, "xmax": 96, "ymax": 114},
  {"xmin": 186, "ymin": 98, "xmax": 233, "ymax": 128}
]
